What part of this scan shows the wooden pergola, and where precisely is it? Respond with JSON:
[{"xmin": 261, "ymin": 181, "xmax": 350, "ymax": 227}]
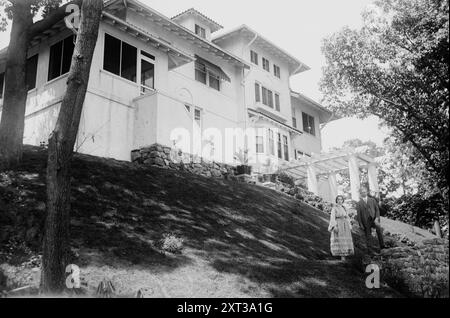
[{"xmin": 279, "ymin": 148, "xmax": 379, "ymax": 202}]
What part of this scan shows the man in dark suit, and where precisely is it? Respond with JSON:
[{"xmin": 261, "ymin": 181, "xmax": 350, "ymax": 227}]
[{"xmin": 356, "ymin": 187, "xmax": 385, "ymax": 254}]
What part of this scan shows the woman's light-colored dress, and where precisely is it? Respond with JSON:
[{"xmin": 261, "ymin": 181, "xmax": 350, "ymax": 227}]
[{"xmin": 328, "ymin": 205, "xmax": 354, "ymax": 257}]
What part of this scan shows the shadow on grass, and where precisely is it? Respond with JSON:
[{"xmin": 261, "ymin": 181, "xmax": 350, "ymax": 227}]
[{"xmin": 1, "ymin": 146, "xmax": 397, "ymax": 297}]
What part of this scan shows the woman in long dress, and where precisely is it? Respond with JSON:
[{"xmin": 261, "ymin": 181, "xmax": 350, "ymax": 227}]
[{"xmin": 328, "ymin": 195, "xmax": 354, "ymax": 260}]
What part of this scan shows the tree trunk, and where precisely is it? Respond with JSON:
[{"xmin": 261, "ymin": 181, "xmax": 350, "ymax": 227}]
[
  {"xmin": 41, "ymin": 0, "xmax": 103, "ymax": 294},
  {"xmin": 0, "ymin": 2, "xmax": 33, "ymax": 169}
]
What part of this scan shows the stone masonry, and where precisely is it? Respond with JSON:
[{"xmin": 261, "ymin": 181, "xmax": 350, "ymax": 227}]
[{"xmin": 131, "ymin": 144, "xmax": 236, "ymax": 179}]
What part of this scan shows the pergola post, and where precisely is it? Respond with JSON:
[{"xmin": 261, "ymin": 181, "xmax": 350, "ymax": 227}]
[
  {"xmin": 348, "ymin": 154, "xmax": 360, "ymax": 202},
  {"xmin": 307, "ymin": 165, "xmax": 319, "ymax": 195},
  {"xmin": 367, "ymin": 163, "xmax": 379, "ymax": 196},
  {"xmin": 328, "ymin": 172, "xmax": 338, "ymax": 202}
]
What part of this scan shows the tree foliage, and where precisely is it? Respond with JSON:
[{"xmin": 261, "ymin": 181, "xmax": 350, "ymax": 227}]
[{"xmin": 320, "ymin": 0, "xmax": 449, "ymax": 193}]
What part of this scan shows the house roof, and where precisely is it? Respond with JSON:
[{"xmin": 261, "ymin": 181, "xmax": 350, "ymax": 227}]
[
  {"xmin": 105, "ymin": 0, "xmax": 249, "ymax": 69},
  {"xmin": 171, "ymin": 8, "xmax": 223, "ymax": 33},
  {"xmin": 290, "ymin": 90, "xmax": 338, "ymax": 124},
  {"xmin": 213, "ymin": 25, "xmax": 310, "ymax": 75}
]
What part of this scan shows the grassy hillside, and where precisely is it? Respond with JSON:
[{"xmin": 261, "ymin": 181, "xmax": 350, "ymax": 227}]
[{"xmin": 0, "ymin": 146, "xmax": 401, "ymax": 297}]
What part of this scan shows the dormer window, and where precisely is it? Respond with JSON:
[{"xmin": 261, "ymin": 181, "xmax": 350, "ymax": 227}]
[{"xmin": 195, "ymin": 24, "xmax": 206, "ymax": 39}]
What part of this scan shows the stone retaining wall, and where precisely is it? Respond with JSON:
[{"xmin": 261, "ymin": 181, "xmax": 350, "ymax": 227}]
[
  {"xmin": 131, "ymin": 144, "xmax": 236, "ymax": 179},
  {"xmin": 376, "ymin": 238, "xmax": 449, "ymax": 297}
]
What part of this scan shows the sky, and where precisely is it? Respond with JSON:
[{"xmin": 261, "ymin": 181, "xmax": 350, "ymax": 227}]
[{"xmin": 0, "ymin": 0, "xmax": 389, "ymax": 151}]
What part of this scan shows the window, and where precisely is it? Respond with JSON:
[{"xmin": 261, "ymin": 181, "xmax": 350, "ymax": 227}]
[
  {"xmin": 268, "ymin": 129, "xmax": 275, "ymax": 155},
  {"xmin": 0, "ymin": 73, "xmax": 4, "ymax": 99},
  {"xmin": 26, "ymin": 55, "xmax": 39, "ymax": 91},
  {"xmin": 194, "ymin": 108, "xmax": 202, "ymax": 127},
  {"xmin": 48, "ymin": 35, "xmax": 75, "ymax": 81},
  {"xmin": 255, "ymin": 83, "xmax": 260, "ymax": 102},
  {"xmin": 268, "ymin": 90, "xmax": 273, "ymax": 108},
  {"xmin": 302, "ymin": 112, "xmax": 316, "ymax": 136},
  {"xmin": 275, "ymin": 93, "xmax": 280, "ymax": 111},
  {"xmin": 195, "ymin": 60, "xmax": 207, "ymax": 84},
  {"xmin": 274, "ymin": 64, "xmax": 281, "ymax": 78},
  {"xmin": 261, "ymin": 87, "xmax": 274, "ymax": 108},
  {"xmin": 209, "ymin": 73, "xmax": 220, "ymax": 91},
  {"xmin": 262, "ymin": 87, "xmax": 268, "ymax": 105},
  {"xmin": 121, "ymin": 42, "xmax": 137, "ymax": 82},
  {"xmin": 141, "ymin": 50, "xmax": 155, "ymax": 93},
  {"xmin": 103, "ymin": 34, "xmax": 137, "ymax": 82},
  {"xmin": 277, "ymin": 133, "xmax": 282, "ymax": 159},
  {"xmin": 283, "ymin": 135, "xmax": 289, "ymax": 161},
  {"xmin": 141, "ymin": 59, "xmax": 155, "ymax": 93},
  {"xmin": 256, "ymin": 135, "xmax": 264, "ymax": 154},
  {"xmin": 262, "ymin": 58, "xmax": 270, "ymax": 72},
  {"xmin": 195, "ymin": 60, "xmax": 222, "ymax": 91},
  {"xmin": 195, "ymin": 25, "xmax": 206, "ymax": 39},
  {"xmin": 292, "ymin": 117, "xmax": 297, "ymax": 128},
  {"xmin": 250, "ymin": 50, "xmax": 258, "ymax": 65}
]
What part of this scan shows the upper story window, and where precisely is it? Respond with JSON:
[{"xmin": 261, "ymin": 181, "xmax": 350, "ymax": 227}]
[
  {"xmin": 250, "ymin": 50, "xmax": 259, "ymax": 65},
  {"xmin": 195, "ymin": 25, "xmax": 206, "ymax": 39},
  {"xmin": 48, "ymin": 35, "xmax": 75, "ymax": 81},
  {"xmin": 302, "ymin": 112, "xmax": 316, "ymax": 136},
  {"xmin": 26, "ymin": 54, "xmax": 39, "ymax": 91},
  {"xmin": 103, "ymin": 33, "xmax": 137, "ymax": 82},
  {"xmin": 255, "ymin": 82, "xmax": 280, "ymax": 112},
  {"xmin": 275, "ymin": 93, "xmax": 280, "ymax": 111},
  {"xmin": 140, "ymin": 50, "xmax": 155, "ymax": 94},
  {"xmin": 274, "ymin": 64, "xmax": 281, "ymax": 78},
  {"xmin": 292, "ymin": 116, "xmax": 297, "ymax": 129},
  {"xmin": 262, "ymin": 58, "xmax": 270, "ymax": 72},
  {"xmin": 195, "ymin": 58, "xmax": 223, "ymax": 91}
]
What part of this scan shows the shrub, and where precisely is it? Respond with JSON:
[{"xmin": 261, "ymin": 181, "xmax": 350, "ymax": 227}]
[
  {"xmin": 383, "ymin": 190, "xmax": 449, "ymax": 238},
  {"xmin": 158, "ymin": 233, "xmax": 184, "ymax": 254}
]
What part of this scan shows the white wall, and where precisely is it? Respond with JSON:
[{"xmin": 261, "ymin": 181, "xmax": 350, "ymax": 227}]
[{"xmin": 291, "ymin": 96, "xmax": 323, "ymax": 156}]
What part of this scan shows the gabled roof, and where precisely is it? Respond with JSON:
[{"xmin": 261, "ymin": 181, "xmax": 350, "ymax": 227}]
[
  {"xmin": 213, "ymin": 25, "xmax": 310, "ymax": 75},
  {"xmin": 105, "ymin": 0, "xmax": 249, "ymax": 69},
  {"xmin": 290, "ymin": 90, "xmax": 337, "ymax": 124},
  {"xmin": 172, "ymin": 8, "xmax": 223, "ymax": 33}
]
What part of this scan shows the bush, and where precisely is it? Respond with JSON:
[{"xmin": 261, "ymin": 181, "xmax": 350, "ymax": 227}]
[
  {"xmin": 384, "ymin": 190, "xmax": 449, "ymax": 238},
  {"xmin": 157, "ymin": 233, "xmax": 184, "ymax": 254}
]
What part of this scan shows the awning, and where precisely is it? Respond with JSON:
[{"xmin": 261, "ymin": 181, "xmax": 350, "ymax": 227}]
[{"xmin": 195, "ymin": 55, "xmax": 231, "ymax": 83}]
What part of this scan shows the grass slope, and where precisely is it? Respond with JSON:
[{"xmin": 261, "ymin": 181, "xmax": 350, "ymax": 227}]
[{"xmin": 0, "ymin": 146, "xmax": 401, "ymax": 298}]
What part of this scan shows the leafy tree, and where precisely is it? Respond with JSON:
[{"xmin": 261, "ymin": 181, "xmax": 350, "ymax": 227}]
[
  {"xmin": 320, "ymin": 0, "xmax": 449, "ymax": 195},
  {"xmin": 0, "ymin": 0, "xmax": 79, "ymax": 169}
]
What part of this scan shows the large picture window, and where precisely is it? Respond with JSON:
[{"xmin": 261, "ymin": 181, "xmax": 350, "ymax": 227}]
[
  {"xmin": 103, "ymin": 33, "xmax": 137, "ymax": 82},
  {"xmin": 48, "ymin": 35, "xmax": 75, "ymax": 81}
]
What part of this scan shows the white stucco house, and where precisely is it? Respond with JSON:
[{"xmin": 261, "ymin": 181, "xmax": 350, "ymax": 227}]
[{"xmin": 0, "ymin": 0, "xmax": 335, "ymax": 176}]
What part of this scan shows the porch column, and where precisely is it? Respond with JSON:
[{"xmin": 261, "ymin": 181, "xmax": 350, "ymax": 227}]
[
  {"xmin": 367, "ymin": 163, "xmax": 380, "ymax": 195},
  {"xmin": 328, "ymin": 172, "xmax": 338, "ymax": 202},
  {"xmin": 348, "ymin": 155, "xmax": 360, "ymax": 202},
  {"xmin": 307, "ymin": 165, "xmax": 319, "ymax": 195}
]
